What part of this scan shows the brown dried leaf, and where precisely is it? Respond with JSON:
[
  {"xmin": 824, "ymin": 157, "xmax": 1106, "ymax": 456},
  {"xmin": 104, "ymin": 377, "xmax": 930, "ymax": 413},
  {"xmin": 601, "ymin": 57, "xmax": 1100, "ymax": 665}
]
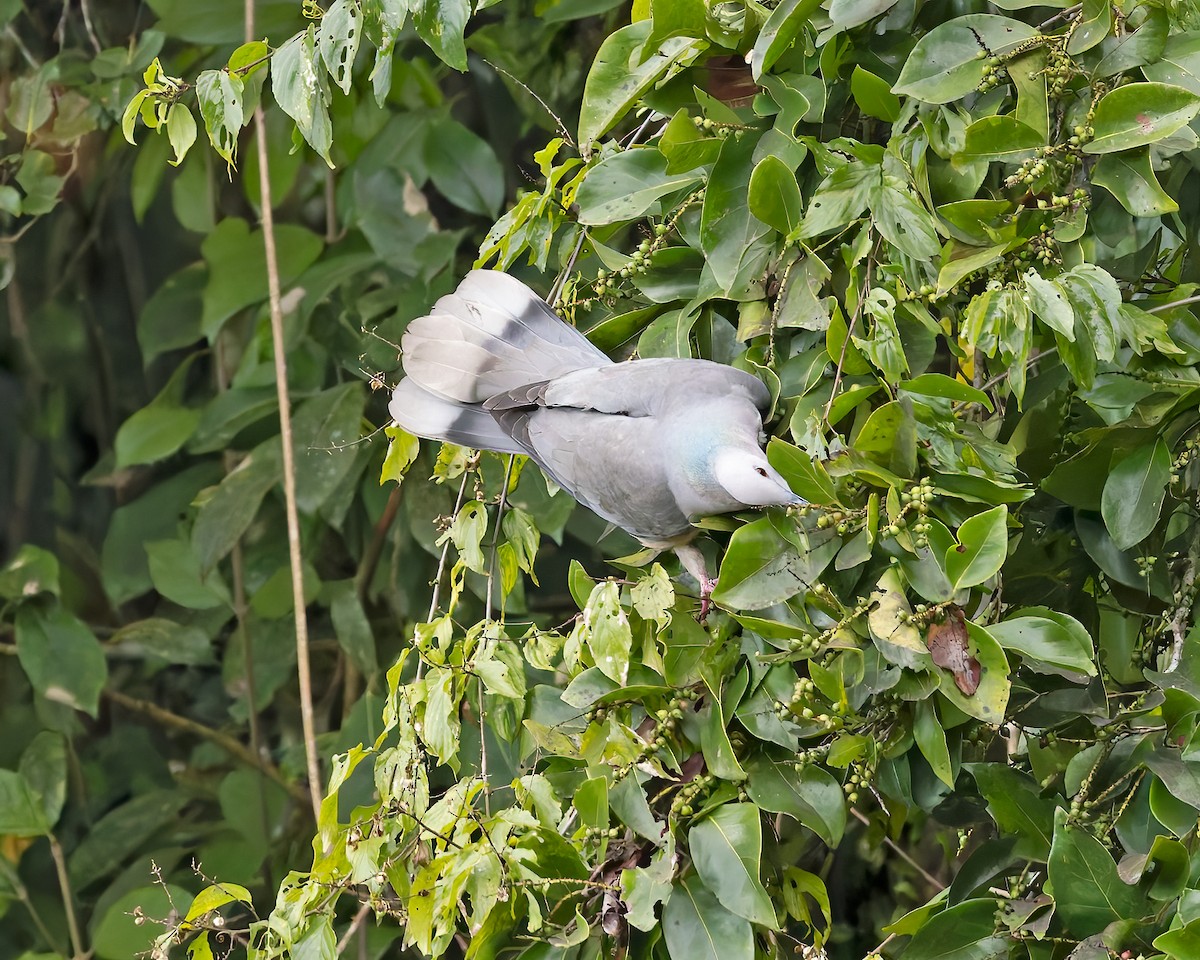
[{"xmin": 926, "ymin": 606, "xmax": 980, "ymax": 695}]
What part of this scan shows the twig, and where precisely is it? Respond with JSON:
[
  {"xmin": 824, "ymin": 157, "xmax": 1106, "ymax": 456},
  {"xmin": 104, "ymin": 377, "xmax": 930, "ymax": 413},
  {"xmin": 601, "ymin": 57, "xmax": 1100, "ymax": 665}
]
[
  {"xmin": 1147, "ymin": 293, "xmax": 1200, "ymax": 314},
  {"xmin": 427, "ymin": 473, "xmax": 473, "ymax": 621},
  {"xmin": 356, "ymin": 484, "xmax": 403, "ymax": 603},
  {"xmin": 823, "ymin": 259, "xmax": 871, "ymax": 425},
  {"xmin": 1167, "ymin": 525, "xmax": 1198, "ymax": 672},
  {"xmin": 337, "ymin": 902, "xmax": 373, "ymax": 954},
  {"xmin": 48, "ymin": 835, "xmax": 84, "ymax": 958},
  {"xmin": 0, "ymin": 857, "xmax": 64, "ymax": 954},
  {"xmin": 481, "ymin": 58, "xmax": 572, "ymax": 147},
  {"xmin": 104, "ymin": 689, "xmax": 308, "ymax": 803},
  {"xmin": 973, "ymin": 347, "xmax": 1057, "ymax": 394},
  {"xmin": 850, "ymin": 808, "xmax": 945, "ymax": 890},
  {"xmin": 484, "ymin": 456, "xmax": 516, "ymax": 621},
  {"xmin": 254, "ymin": 100, "xmax": 322, "ymax": 823}
]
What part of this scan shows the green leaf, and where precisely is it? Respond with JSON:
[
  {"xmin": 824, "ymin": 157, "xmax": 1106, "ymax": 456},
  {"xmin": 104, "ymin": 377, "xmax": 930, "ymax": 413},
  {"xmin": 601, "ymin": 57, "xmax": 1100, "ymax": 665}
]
[
  {"xmin": 1066, "ymin": 0, "xmax": 1111, "ymax": 55},
  {"xmin": 380, "ymin": 426, "xmax": 420, "ymax": 485},
  {"xmin": 576, "ymin": 148, "xmax": 701, "ymax": 225},
  {"xmin": 968, "ymin": 764, "xmax": 1055, "ymax": 860},
  {"xmin": 745, "ymin": 755, "xmax": 845, "ymax": 845},
  {"xmin": 986, "ymin": 612, "xmax": 1097, "ymax": 676},
  {"xmin": 798, "ymin": 160, "xmax": 876, "ymax": 239},
  {"xmin": 1092, "ymin": 149, "xmax": 1179, "ymax": 218},
  {"xmin": 579, "ymin": 21, "xmax": 699, "ymax": 146},
  {"xmin": 690, "ymin": 804, "xmax": 777, "ymax": 928},
  {"xmin": 828, "ymin": 0, "xmax": 898, "ymax": 29},
  {"xmin": 195, "ymin": 68, "xmax": 244, "ymax": 167},
  {"xmin": 958, "ymin": 115, "xmax": 1045, "ymax": 163},
  {"xmin": 192, "ymin": 440, "xmax": 282, "ymax": 571},
  {"xmin": 329, "ymin": 581, "xmax": 376, "ymax": 674},
  {"xmin": 750, "ymin": 0, "xmax": 822, "ymax": 80},
  {"xmin": 0, "ymin": 769, "xmax": 50, "ymax": 836},
  {"xmin": 15, "ymin": 604, "xmax": 108, "ymax": 717},
  {"xmin": 893, "ymin": 15, "xmax": 1039, "ymax": 104},
  {"xmin": 114, "ymin": 370, "xmax": 201, "ymax": 468},
  {"xmin": 701, "ymin": 133, "xmax": 772, "ymax": 295},
  {"xmin": 1023, "ymin": 271, "xmax": 1074, "ymax": 340},
  {"xmin": 662, "ymin": 875, "xmax": 753, "ymax": 960},
  {"xmin": 24, "ymin": 771, "xmax": 78, "ymax": 882},
  {"xmin": 291, "ymin": 383, "xmax": 366, "ymax": 515},
  {"xmin": 318, "ymin": 0, "xmax": 362, "ymax": 93},
  {"xmin": 850, "ymin": 66, "xmax": 900, "ymax": 122},
  {"xmin": 165, "ymin": 102, "xmax": 198, "ymax": 167},
  {"xmin": 1144, "ymin": 33, "xmax": 1200, "ymax": 94},
  {"xmin": 766, "ymin": 439, "xmax": 839, "ymax": 504},
  {"xmin": 414, "ymin": 0, "xmax": 469, "ymax": 71},
  {"xmin": 747, "ymin": 155, "xmax": 802, "ymax": 237},
  {"xmin": 1100, "ymin": 440, "xmax": 1171, "ymax": 550},
  {"xmin": 200, "ymin": 217, "xmax": 323, "ymax": 338},
  {"xmin": 870, "ymin": 180, "xmax": 941, "ymax": 261},
  {"xmin": 1047, "ymin": 807, "xmax": 1149, "ymax": 935},
  {"xmin": 583, "ymin": 581, "xmax": 632, "ymax": 685},
  {"xmin": 944, "ymin": 505, "xmax": 1007, "ymax": 589},
  {"xmin": 1083, "ymin": 82, "xmax": 1200, "ymax": 154},
  {"xmin": 272, "ymin": 27, "xmax": 333, "ymax": 166},
  {"xmin": 914, "ymin": 699, "xmax": 954, "ymax": 788},
  {"xmin": 147, "ymin": 538, "xmax": 232, "ymax": 610},
  {"xmin": 425, "ymin": 117, "xmax": 505, "ymax": 216},
  {"xmin": 713, "ymin": 518, "xmax": 838, "ymax": 610},
  {"xmin": 901, "ymin": 899, "xmax": 1009, "ymax": 960},
  {"xmin": 0, "ymin": 544, "xmax": 60, "ymax": 600}
]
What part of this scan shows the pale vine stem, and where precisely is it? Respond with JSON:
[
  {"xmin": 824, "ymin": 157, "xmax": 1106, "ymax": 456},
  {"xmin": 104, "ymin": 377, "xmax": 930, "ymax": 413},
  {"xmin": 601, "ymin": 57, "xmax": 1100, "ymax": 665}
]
[
  {"xmin": 48, "ymin": 835, "xmax": 83, "ymax": 958},
  {"xmin": 248, "ymin": 0, "xmax": 321, "ymax": 822}
]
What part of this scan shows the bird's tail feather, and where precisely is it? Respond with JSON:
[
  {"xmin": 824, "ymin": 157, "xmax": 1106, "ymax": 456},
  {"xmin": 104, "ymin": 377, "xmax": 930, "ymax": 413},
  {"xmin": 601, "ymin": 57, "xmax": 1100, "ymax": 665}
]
[
  {"xmin": 400, "ymin": 270, "xmax": 610, "ymax": 404},
  {"xmin": 388, "ymin": 379, "xmax": 527, "ymax": 454}
]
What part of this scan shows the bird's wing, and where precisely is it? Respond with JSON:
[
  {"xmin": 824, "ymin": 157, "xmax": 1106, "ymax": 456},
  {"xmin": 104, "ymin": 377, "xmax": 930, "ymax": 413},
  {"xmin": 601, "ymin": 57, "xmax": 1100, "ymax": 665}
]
[
  {"xmin": 401, "ymin": 270, "xmax": 611, "ymax": 405},
  {"xmin": 516, "ymin": 407, "xmax": 694, "ymax": 545},
  {"xmin": 484, "ymin": 357, "xmax": 769, "ymax": 418},
  {"xmin": 389, "ymin": 379, "xmax": 527, "ymax": 454}
]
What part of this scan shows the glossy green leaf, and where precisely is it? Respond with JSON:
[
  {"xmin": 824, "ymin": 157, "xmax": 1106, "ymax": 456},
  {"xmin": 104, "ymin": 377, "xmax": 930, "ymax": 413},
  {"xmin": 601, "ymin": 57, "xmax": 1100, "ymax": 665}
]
[
  {"xmin": 901, "ymin": 899, "xmax": 1009, "ymax": 960},
  {"xmin": 1101, "ymin": 440, "xmax": 1171, "ymax": 550},
  {"xmin": 945, "ymin": 505, "xmax": 1008, "ymax": 589},
  {"xmin": 850, "ymin": 66, "xmax": 900, "ymax": 122},
  {"xmin": 958, "ymin": 115, "xmax": 1045, "ymax": 163},
  {"xmin": 1092, "ymin": 149, "xmax": 1179, "ymax": 217},
  {"xmin": 750, "ymin": 0, "xmax": 822, "ymax": 80},
  {"xmin": 1083, "ymin": 82, "xmax": 1200, "ymax": 154},
  {"xmin": 747, "ymin": 154, "xmax": 802, "ymax": 236},
  {"xmin": 576, "ymin": 148, "xmax": 701, "ymax": 225},
  {"xmin": 579, "ymin": 22, "xmax": 699, "ymax": 146},
  {"xmin": 690, "ymin": 804, "xmax": 777, "ymax": 927},
  {"xmin": 986, "ymin": 613, "xmax": 1097, "ymax": 676},
  {"xmin": 893, "ymin": 16, "xmax": 1039, "ymax": 104},
  {"xmin": 1047, "ymin": 808, "xmax": 1150, "ymax": 935},
  {"xmin": 662, "ymin": 875, "xmax": 753, "ymax": 960}
]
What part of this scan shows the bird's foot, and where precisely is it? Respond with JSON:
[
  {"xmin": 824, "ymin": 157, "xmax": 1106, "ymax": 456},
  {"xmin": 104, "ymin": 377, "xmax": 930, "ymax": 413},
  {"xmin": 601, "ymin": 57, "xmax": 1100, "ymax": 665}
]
[{"xmin": 698, "ymin": 577, "xmax": 718, "ymax": 622}]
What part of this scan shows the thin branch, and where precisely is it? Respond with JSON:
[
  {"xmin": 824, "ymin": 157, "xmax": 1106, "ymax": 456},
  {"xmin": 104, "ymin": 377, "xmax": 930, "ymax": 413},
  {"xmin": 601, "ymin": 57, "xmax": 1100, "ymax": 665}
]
[
  {"xmin": 254, "ymin": 101, "xmax": 322, "ymax": 823},
  {"xmin": 427, "ymin": 472, "xmax": 473, "ymax": 622},
  {"xmin": 480, "ymin": 58, "xmax": 573, "ymax": 147},
  {"xmin": 0, "ymin": 857, "xmax": 64, "ymax": 954},
  {"xmin": 356, "ymin": 484, "xmax": 403, "ymax": 603},
  {"xmin": 850, "ymin": 807, "xmax": 945, "ymax": 890},
  {"xmin": 104, "ymin": 689, "xmax": 308, "ymax": 803},
  {"xmin": 48, "ymin": 835, "xmax": 84, "ymax": 958},
  {"xmin": 1147, "ymin": 293, "xmax": 1200, "ymax": 314},
  {"xmin": 485, "ymin": 456, "xmax": 517, "ymax": 622},
  {"xmin": 337, "ymin": 902, "xmax": 373, "ymax": 954}
]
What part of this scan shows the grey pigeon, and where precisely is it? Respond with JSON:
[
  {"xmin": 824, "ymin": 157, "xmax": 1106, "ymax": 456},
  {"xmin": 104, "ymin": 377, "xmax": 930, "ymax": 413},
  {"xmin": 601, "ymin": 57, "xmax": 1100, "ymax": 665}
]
[{"xmin": 389, "ymin": 270, "xmax": 803, "ymax": 608}]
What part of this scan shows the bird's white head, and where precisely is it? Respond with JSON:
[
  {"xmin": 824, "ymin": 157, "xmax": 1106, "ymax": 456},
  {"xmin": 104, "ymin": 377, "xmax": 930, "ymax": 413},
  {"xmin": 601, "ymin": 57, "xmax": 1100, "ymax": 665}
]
[{"xmin": 712, "ymin": 448, "xmax": 805, "ymax": 508}]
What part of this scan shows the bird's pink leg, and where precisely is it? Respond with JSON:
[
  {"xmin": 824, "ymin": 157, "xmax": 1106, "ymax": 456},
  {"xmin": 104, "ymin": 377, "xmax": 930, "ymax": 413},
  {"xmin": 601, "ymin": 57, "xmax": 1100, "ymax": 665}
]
[{"xmin": 676, "ymin": 543, "xmax": 717, "ymax": 621}]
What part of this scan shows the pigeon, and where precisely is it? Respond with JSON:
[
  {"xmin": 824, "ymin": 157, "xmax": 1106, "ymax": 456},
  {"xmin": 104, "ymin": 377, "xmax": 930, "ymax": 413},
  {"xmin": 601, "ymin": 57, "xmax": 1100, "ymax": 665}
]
[{"xmin": 389, "ymin": 270, "xmax": 804, "ymax": 611}]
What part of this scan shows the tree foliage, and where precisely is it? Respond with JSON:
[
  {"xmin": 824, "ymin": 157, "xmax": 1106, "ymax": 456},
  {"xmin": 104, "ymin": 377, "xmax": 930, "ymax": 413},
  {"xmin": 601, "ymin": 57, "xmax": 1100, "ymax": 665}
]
[{"xmin": 3, "ymin": 0, "xmax": 1200, "ymax": 958}]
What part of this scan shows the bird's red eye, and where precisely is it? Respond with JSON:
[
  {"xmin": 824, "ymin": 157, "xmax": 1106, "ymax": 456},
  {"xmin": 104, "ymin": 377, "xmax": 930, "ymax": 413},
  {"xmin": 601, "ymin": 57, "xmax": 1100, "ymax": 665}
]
[{"xmin": 754, "ymin": 467, "xmax": 768, "ymax": 477}]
